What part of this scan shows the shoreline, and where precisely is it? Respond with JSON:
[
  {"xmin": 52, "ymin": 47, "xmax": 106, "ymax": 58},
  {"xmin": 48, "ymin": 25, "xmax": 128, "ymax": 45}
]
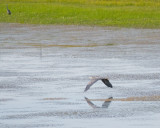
[{"xmin": 1, "ymin": 23, "xmax": 160, "ymax": 30}]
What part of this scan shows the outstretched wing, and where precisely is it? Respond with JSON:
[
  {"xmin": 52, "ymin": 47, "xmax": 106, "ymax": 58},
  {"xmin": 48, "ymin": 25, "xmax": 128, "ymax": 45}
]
[
  {"xmin": 101, "ymin": 79, "xmax": 113, "ymax": 88},
  {"xmin": 84, "ymin": 78, "xmax": 99, "ymax": 92},
  {"xmin": 85, "ymin": 97, "xmax": 99, "ymax": 108},
  {"xmin": 102, "ymin": 97, "xmax": 113, "ymax": 108}
]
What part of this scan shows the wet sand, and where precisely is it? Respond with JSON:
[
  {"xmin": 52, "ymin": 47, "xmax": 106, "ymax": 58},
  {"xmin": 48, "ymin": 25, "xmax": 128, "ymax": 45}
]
[{"xmin": 0, "ymin": 23, "xmax": 160, "ymax": 128}]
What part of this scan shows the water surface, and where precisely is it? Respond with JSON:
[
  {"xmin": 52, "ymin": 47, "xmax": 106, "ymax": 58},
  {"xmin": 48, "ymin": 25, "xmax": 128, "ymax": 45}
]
[{"xmin": 0, "ymin": 23, "xmax": 160, "ymax": 128}]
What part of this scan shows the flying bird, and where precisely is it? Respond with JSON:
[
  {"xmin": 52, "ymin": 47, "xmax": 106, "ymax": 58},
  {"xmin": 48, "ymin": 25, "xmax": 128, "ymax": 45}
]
[
  {"xmin": 84, "ymin": 76, "xmax": 113, "ymax": 92},
  {"xmin": 6, "ymin": 5, "xmax": 11, "ymax": 15}
]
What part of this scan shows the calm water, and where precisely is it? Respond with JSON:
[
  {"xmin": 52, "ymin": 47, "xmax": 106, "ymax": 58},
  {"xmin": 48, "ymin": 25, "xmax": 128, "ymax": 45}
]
[{"xmin": 0, "ymin": 23, "xmax": 160, "ymax": 128}]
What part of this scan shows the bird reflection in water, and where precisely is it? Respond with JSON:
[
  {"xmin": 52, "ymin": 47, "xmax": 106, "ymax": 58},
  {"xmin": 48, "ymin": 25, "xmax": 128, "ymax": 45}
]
[{"xmin": 85, "ymin": 97, "xmax": 113, "ymax": 109}]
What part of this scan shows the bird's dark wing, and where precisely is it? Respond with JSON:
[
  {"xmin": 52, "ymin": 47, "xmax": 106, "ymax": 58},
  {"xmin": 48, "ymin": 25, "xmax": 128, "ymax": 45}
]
[
  {"xmin": 101, "ymin": 79, "xmax": 113, "ymax": 88},
  {"xmin": 85, "ymin": 97, "xmax": 99, "ymax": 108},
  {"xmin": 84, "ymin": 78, "xmax": 99, "ymax": 92},
  {"xmin": 102, "ymin": 97, "xmax": 113, "ymax": 108}
]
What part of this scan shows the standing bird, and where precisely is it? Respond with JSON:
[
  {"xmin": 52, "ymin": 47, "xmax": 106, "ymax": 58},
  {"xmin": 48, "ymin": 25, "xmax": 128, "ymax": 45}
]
[
  {"xmin": 6, "ymin": 5, "xmax": 11, "ymax": 15},
  {"xmin": 84, "ymin": 76, "xmax": 113, "ymax": 92}
]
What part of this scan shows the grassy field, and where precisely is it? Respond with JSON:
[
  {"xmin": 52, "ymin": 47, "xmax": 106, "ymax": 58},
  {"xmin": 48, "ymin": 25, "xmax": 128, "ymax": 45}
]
[{"xmin": 0, "ymin": 0, "xmax": 160, "ymax": 28}]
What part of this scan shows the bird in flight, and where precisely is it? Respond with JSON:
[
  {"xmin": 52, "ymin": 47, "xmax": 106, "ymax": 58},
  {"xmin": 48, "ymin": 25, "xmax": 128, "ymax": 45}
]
[
  {"xmin": 84, "ymin": 76, "xmax": 113, "ymax": 92},
  {"xmin": 6, "ymin": 5, "xmax": 11, "ymax": 15}
]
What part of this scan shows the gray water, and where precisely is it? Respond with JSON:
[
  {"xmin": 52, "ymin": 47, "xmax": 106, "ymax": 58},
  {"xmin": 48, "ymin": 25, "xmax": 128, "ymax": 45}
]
[{"xmin": 0, "ymin": 23, "xmax": 160, "ymax": 128}]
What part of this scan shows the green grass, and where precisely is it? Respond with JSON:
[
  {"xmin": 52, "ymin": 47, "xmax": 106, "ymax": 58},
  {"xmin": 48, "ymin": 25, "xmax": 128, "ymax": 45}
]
[{"xmin": 0, "ymin": 0, "xmax": 160, "ymax": 28}]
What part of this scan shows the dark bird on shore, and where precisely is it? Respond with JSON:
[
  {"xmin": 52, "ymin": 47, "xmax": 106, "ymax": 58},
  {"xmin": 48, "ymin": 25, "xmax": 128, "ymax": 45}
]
[
  {"xmin": 84, "ymin": 76, "xmax": 113, "ymax": 92},
  {"xmin": 85, "ymin": 97, "xmax": 113, "ymax": 109},
  {"xmin": 6, "ymin": 5, "xmax": 11, "ymax": 15}
]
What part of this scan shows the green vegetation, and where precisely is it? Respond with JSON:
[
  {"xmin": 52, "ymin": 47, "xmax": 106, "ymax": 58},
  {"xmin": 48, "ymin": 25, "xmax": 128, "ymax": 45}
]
[{"xmin": 0, "ymin": 0, "xmax": 160, "ymax": 28}]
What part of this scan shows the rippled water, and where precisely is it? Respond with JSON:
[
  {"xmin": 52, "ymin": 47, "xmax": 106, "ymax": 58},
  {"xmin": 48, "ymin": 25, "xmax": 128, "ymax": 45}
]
[{"xmin": 0, "ymin": 23, "xmax": 160, "ymax": 128}]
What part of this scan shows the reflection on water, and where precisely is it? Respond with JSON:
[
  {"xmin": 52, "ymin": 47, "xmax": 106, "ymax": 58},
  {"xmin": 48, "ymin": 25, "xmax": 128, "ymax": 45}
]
[
  {"xmin": 43, "ymin": 98, "xmax": 67, "ymax": 100},
  {"xmin": 0, "ymin": 23, "xmax": 160, "ymax": 128},
  {"xmin": 85, "ymin": 97, "xmax": 113, "ymax": 109},
  {"xmin": 89, "ymin": 95, "xmax": 160, "ymax": 102},
  {"xmin": 0, "ymin": 98, "xmax": 13, "ymax": 102}
]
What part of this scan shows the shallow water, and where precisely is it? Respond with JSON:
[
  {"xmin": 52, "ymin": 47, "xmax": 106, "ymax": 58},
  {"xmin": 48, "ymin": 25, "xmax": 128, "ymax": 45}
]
[{"xmin": 0, "ymin": 23, "xmax": 160, "ymax": 128}]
